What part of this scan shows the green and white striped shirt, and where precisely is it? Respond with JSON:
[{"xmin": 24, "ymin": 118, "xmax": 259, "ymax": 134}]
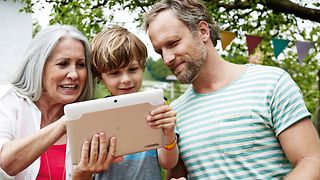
[{"xmin": 171, "ymin": 64, "xmax": 310, "ymax": 180}]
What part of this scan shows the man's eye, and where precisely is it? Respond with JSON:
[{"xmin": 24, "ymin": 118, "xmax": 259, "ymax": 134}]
[
  {"xmin": 155, "ymin": 49, "xmax": 162, "ymax": 56},
  {"xmin": 169, "ymin": 40, "xmax": 179, "ymax": 47}
]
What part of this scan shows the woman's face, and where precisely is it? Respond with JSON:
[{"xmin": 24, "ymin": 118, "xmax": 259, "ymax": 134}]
[
  {"xmin": 101, "ymin": 60, "xmax": 143, "ymax": 96},
  {"xmin": 41, "ymin": 37, "xmax": 87, "ymax": 105}
]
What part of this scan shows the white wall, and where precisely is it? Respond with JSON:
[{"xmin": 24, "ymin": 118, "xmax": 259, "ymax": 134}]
[
  {"xmin": 0, "ymin": 0, "xmax": 31, "ymax": 178},
  {"xmin": 0, "ymin": 0, "xmax": 32, "ymax": 84}
]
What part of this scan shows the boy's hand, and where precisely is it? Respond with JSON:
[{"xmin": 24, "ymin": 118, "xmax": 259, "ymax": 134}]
[{"xmin": 147, "ymin": 105, "xmax": 176, "ymax": 136}]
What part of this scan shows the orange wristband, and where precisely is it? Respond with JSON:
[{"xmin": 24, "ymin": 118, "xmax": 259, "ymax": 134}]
[{"xmin": 163, "ymin": 136, "xmax": 177, "ymax": 150}]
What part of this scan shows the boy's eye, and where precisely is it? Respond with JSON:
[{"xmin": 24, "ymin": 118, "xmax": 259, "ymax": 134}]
[
  {"xmin": 109, "ymin": 70, "xmax": 120, "ymax": 76},
  {"xmin": 129, "ymin": 67, "xmax": 139, "ymax": 72}
]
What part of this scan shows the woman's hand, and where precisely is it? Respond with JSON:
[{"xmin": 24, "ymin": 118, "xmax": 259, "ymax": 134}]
[{"xmin": 72, "ymin": 133, "xmax": 123, "ymax": 180}]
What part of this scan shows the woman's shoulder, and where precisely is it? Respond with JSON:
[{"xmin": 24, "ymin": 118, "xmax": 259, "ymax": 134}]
[
  {"xmin": 0, "ymin": 84, "xmax": 21, "ymax": 113},
  {"xmin": 0, "ymin": 84, "xmax": 14, "ymax": 100},
  {"xmin": 0, "ymin": 84, "xmax": 30, "ymax": 104}
]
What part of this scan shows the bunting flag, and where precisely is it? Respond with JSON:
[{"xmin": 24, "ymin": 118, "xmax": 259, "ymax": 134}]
[
  {"xmin": 272, "ymin": 38, "xmax": 290, "ymax": 59},
  {"xmin": 295, "ymin": 41, "xmax": 314, "ymax": 64},
  {"xmin": 221, "ymin": 32, "xmax": 315, "ymax": 65},
  {"xmin": 220, "ymin": 31, "xmax": 236, "ymax": 50},
  {"xmin": 245, "ymin": 35, "xmax": 263, "ymax": 55}
]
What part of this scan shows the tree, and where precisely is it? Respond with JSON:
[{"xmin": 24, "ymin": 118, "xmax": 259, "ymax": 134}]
[
  {"xmin": 20, "ymin": 0, "xmax": 320, "ymax": 36},
  {"xmin": 204, "ymin": 0, "xmax": 320, "ymax": 23},
  {"xmin": 147, "ymin": 57, "xmax": 172, "ymax": 81},
  {"xmin": 20, "ymin": 0, "xmax": 319, "ymax": 130}
]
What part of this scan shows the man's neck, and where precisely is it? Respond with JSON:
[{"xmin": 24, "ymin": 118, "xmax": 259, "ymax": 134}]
[{"xmin": 192, "ymin": 55, "xmax": 246, "ymax": 94}]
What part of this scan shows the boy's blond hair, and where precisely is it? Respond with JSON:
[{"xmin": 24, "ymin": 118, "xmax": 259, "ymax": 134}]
[{"xmin": 91, "ymin": 25, "xmax": 148, "ymax": 78}]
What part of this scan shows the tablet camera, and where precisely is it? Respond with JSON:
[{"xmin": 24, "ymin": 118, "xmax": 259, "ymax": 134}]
[{"xmin": 114, "ymin": 99, "xmax": 118, "ymax": 103}]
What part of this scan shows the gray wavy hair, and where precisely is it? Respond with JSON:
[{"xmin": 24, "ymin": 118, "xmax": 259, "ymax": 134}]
[
  {"xmin": 145, "ymin": 0, "xmax": 220, "ymax": 46},
  {"xmin": 10, "ymin": 25, "xmax": 93, "ymax": 101}
]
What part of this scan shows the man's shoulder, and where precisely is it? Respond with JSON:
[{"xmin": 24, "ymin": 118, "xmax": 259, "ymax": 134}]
[
  {"xmin": 246, "ymin": 64, "xmax": 287, "ymax": 80},
  {"xmin": 248, "ymin": 64, "xmax": 286, "ymax": 74}
]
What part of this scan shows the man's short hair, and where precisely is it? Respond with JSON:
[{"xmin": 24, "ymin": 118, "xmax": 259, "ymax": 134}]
[{"xmin": 144, "ymin": 0, "xmax": 220, "ymax": 46}]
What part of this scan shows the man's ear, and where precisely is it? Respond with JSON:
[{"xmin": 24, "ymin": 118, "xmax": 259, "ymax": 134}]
[{"xmin": 198, "ymin": 21, "xmax": 210, "ymax": 42}]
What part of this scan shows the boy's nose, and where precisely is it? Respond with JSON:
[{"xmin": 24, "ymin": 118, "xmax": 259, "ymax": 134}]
[{"xmin": 120, "ymin": 73, "xmax": 130, "ymax": 83}]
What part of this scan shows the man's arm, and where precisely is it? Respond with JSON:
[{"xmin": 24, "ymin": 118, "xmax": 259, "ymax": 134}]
[
  {"xmin": 278, "ymin": 118, "xmax": 320, "ymax": 179},
  {"xmin": 166, "ymin": 155, "xmax": 187, "ymax": 179}
]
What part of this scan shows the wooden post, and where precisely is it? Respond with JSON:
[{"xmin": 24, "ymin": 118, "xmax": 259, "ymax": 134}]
[{"xmin": 316, "ymin": 70, "xmax": 320, "ymax": 135}]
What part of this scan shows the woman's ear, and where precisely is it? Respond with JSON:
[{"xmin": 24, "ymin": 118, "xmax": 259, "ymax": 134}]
[{"xmin": 198, "ymin": 21, "xmax": 210, "ymax": 43}]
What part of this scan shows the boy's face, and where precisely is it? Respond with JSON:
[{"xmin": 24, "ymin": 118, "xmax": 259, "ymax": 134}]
[{"xmin": 101, "ymin": 60, "xmax": 144, "ymax": 96}]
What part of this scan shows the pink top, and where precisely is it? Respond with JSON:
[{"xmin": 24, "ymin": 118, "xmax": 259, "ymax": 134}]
[{"xmin": 36, "ymin": 144, "xmax": 67, "ymax": 180}]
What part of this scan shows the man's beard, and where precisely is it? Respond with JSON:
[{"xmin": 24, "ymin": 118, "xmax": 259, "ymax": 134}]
[{"xmin": 174, "ymin": 43, "xmax": 207, "ymax": 84}]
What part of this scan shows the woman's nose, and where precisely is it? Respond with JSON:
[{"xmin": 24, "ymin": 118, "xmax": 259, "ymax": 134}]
[{"xmin": 67, "ymin": 67, "xmax": 79, "ymax": 80}]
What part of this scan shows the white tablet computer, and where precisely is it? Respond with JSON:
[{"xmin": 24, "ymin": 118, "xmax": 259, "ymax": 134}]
[{"xmin": 64, "ymin": 89, "xmax": 165, "ymax": 164}]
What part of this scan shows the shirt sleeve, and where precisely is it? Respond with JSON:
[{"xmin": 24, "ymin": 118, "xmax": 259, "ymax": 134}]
[
  {"xmin": 0, "ymin": 87, "xmax": 17, "ymax": 151},
  {"xmin": 270, "ymin": 71, "xmax": 311, "ymax": 136}
]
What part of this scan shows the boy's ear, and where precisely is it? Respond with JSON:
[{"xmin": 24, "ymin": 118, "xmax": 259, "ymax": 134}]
[{"xmin": 198, "ymin": 21, "xmax": 210, "ymax": 43}]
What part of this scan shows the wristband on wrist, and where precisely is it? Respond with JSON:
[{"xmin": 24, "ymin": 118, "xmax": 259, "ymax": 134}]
[{"xmin": 163, "ymin": 136, "xmax": 177, "ymax": 151}]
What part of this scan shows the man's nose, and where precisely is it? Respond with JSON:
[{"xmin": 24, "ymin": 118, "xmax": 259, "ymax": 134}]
[{"xmin": 162, "ymin": 49, "xmax": 175, "ymax": 66}]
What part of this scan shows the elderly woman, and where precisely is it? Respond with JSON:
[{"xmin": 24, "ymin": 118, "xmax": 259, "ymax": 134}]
[{"xmin": 0, "ymin": 25, "xmax": 120, "ymax": 180}]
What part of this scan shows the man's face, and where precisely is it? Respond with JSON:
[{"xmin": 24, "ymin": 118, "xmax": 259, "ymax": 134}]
[{"xmin": 147, "ymin": 10, "xmax": 207, "ymax": 84}]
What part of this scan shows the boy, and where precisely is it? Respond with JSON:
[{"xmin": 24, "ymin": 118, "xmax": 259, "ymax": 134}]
[{"xmin": 91, "ymin": 25, "xmax": 179, "ymax": 179}]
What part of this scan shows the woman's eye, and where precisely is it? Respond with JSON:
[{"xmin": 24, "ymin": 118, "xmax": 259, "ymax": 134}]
[
  {"xmin": 57, "ymin": 61, "xmax": 68, "ymax": 67},
  {"xmin": 77, "ymin": 61, "xmax": 86, "ymax": 68}
]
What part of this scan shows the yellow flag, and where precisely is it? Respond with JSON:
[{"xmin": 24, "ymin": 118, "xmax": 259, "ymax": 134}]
[{"xmin": 220, "ymin": 31, "xmax": 236, "ymax": 50}]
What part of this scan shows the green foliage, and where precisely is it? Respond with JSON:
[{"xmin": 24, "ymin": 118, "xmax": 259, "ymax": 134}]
[
  {"xmin": 32, "ymin": 20, "xmax": 41, "ymax": 37},
  {"xmin": 20, "ymin": 0, "xmax": 35, "ymax": 13},
  {"xmin": 48, "ymin": 0, "xmax": 107, "ymax": 39},
  {"xmin": 146, "ymin": 57, "xmax": 173, "ymax": 81},
  {"xmin": 142, "ymin": 66, "xmax": 155, "ymax": 81},
  {"xmin": 93, "ymin": 81, "xmax": 109, "ymax": 99}
]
